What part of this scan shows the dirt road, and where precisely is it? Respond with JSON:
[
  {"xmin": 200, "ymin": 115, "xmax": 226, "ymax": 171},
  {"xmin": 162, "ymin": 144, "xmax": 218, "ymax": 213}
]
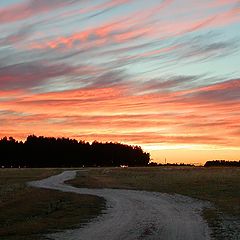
[{"xmin": 29, "ymin": 170, "xmax": 211, "ymax": 240}]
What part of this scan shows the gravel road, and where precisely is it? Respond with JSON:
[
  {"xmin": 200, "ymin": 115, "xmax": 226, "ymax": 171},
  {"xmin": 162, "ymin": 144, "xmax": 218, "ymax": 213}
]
[{"xmin": 28, "ymin": 170, "xmax": 211, "ymax": 240}]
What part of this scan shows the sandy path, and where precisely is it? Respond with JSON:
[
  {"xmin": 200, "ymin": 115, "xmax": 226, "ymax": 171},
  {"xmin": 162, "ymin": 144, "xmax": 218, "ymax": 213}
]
[{"xmin": 28, "ymin": 170, "xmax": 211, "ymax": 240}]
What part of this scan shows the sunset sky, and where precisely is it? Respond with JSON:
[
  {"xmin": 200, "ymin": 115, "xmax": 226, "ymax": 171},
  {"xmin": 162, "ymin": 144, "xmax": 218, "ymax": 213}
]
[{"xmin": 0, "ymin": 0, "xmax": 239, "ymax": 164}]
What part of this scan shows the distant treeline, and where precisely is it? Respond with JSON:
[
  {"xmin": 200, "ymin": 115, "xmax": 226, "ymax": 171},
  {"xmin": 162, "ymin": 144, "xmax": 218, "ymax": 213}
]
[
  {"xmin": 149, "ymin": 162, "xmax": 194, "ymax": 167},
  {"xmin": 0, "ymin": 135, "xmax": 150, "ymax": 168},
  {"xmin": 204, "ymin": 160, "xmax": 240, "ymax": 167}
]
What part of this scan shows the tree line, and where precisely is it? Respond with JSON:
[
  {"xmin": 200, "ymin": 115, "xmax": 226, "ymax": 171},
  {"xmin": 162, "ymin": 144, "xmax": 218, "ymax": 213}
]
[
  {"xmin": 204, "ymin": 160, "xmax": 240, "ymax": 167},
  {"xmin": 148, "ymin": 162, "xmax": 194, "ymax": 167},
  {"xmin": 0, "ymin": 135, "xmax": 150, "ymax": 168}
]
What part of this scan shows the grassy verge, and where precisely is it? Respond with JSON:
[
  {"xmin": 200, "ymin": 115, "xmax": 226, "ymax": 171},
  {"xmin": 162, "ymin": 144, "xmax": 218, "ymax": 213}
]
[
  {"xmin": 69, "ymin": 167, "xmax": 240, "ymax": 239},
  {"xmin": 0, "ymin": 168, "xmax": 105, "ymax": 240}
]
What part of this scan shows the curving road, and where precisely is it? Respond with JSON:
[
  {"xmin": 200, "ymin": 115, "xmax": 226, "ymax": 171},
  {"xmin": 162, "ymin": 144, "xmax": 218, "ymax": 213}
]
[{"xmin": 28, "ymin": 170, "xmax": 211, "ymax": 240}]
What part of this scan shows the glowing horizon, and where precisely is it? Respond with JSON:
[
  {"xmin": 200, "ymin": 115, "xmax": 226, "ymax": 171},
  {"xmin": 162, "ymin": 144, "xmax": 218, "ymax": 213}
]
[{"xmin": 0, "ymin": 0, "xmax": 239, "ymax": 164}]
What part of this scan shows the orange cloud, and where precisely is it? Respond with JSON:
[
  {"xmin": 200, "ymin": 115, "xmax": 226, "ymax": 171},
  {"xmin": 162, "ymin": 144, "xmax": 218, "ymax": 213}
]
[{"xmin": 1, "ymin": 78, "xmax": 239, "ymax": 150}]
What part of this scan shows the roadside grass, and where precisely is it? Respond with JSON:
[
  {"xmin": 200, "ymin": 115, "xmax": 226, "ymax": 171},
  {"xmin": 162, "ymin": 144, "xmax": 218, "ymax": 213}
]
[
  {"xmin": 69, "ymin": 167, "xmax": 240, "ymax": 239},
  {"xmin": 69, "ymin": 167, "xmax": 240, "ymax": 215},
  {"xmin": 1, "ymin": 167, "xmax": 239, "ymax": 239},
  {"xmin": 0, "ymin": 168, "xmax": 105, "ymax": 240}
]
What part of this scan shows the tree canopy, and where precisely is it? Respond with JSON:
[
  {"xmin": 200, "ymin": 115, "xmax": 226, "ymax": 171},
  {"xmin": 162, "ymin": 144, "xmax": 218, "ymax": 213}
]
[
  {"xmin": 204, "ymin": 160, "xmax": 240, "ymax": 167},
  {"xmin": 0, "ymin": 135, "xmax": 150, "ymax": 168}
]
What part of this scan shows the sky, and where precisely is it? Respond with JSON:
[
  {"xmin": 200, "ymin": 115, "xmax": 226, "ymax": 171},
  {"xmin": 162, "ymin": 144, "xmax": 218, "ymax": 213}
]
[{"xmin": 0, "ymin": 0, "xmax": 240, "ymax": 164}]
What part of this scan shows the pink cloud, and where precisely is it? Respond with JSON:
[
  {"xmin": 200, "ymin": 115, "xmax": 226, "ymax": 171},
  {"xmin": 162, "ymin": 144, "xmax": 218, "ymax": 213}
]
[
  {"xmin": 0, "ymin": 0, "xmax": 78, "ymax": 24},
  {"xmin": 0, "ymin": 78, "xmax": 239, "ymax": 148}
]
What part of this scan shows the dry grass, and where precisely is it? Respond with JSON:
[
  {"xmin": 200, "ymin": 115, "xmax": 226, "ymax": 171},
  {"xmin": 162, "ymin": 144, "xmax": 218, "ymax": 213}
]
[
  {"xmin": 0, "ymin": 168, "xmax": 105, "ymax": 240},
  {"xmin": 70, "ymin": 167, "xmax": 240, "ymax": 215},
  {"xmin": 69, "ymin": 166, "xmax": 240, "ymax": 239},
  {"xmin": 1, "ymin": 167, "xmax": 239, "ymax": 239}
]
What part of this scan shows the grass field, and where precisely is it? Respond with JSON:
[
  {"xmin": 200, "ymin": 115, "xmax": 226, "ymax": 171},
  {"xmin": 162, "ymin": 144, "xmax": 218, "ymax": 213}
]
[
  {"xmin": 0, "ymin": 168, "xmax": 105, "ymax": 240},
  {"xmin": 1, "ymin": 167, "xmax": 239, "ymax": 239},
  {"xmin": 69, "ymin": 166, "xmax": 240, "ymax": 239}
]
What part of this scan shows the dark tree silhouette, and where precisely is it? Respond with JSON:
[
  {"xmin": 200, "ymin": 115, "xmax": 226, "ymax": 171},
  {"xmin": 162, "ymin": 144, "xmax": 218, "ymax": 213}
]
[
  {"xmin": 148, "ymin": 162, "xmax": 194, "ymax": 167},
  {"xmin": 0, "ymin": 135, "xmax": 150, "ymax": 168},
  {"xmin": 204, "ymin": 160, "xmax": 240, "ymax": 167}
]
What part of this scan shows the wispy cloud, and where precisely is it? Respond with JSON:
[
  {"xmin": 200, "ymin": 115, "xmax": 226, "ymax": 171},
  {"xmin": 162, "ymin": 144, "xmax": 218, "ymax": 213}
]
[
  {"xmin": 1, "ymin": 78, "xmax": 239, "ymax": 148},
  {"xmin": 0, "ymin": 0, "xmax": 240, "ymax": 162},
  {"xmin": 0, "ymin": 61, "xmax": 77, "ymax": 90},
  {"xmin": 0, "ymin": 0, "xmax": 78, "ymax": 24}
]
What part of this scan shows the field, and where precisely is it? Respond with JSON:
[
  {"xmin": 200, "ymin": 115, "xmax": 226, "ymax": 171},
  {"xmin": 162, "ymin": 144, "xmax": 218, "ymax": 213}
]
[
  {"xmin": 0, "ymin": 168, "xmax": 105, "ymax": 240},
  {"xmin": 69, "ymin": 167, "xmax": 240, "ymax": 239},
  {"xmin": 0, "ymin": 167, "xmax": 239, "ymax": 239}
]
